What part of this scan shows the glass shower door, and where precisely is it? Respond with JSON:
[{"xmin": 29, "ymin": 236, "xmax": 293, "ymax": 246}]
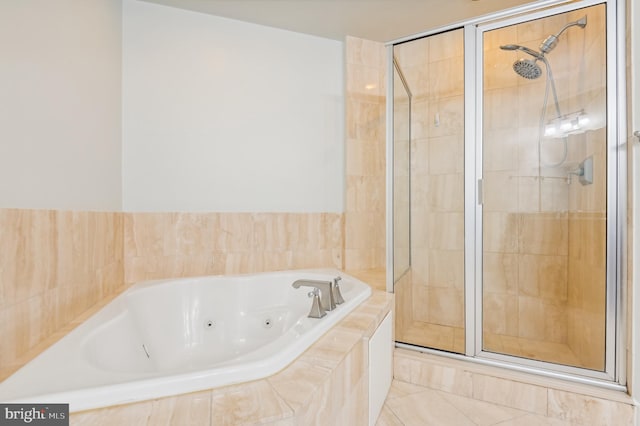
[
  {"xmin": 481, "ymin": 4, "xmax": 608, "ymax": 371},
  {"xmin": 393, "ymin": 29, "xmax": 466, "ymax": 354}
]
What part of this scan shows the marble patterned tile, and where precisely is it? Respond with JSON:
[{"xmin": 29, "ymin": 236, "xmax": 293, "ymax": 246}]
[
  {"xmin": 426, "ymin": 287, "xmax": 464, "ymax": 327},
  {"xmin": 267, "ymin": 360, "xmax": 332, "ymax": 412},
  {"xmin": 334, "ymin": 375, "xmax": 368, "ymax": 426},
  {"xmin": 393, "ymin": 352, "xmax": 473, "ymax": 397},
  {"xmin": 398, "ymin": 320, "xmax": 467, "ymax": 354},
  {"xmin": 1, "ymin": 208, "xmax": 124, "ymax": 374},
  {"xmin": 145, "ymin": 391, "xmax": 213, "ymax": 426},
  {"xmin": 492, "ymin": 414, "xmax": 573, "ymax": 426},
  {"xmin": 482, "ymin": 293, "xmax": 518, "ymax": 337},
  {"xmin": 294, "ymin": 370, "xmax": 335, "ymax": 425},
  {"xmin": 124, "ymin": 212, "xmax": 346, "ymax": 283},
  {"xmin": 547, "ymin": 389, "xmax": 635, "ymax": 425},
  {"xmin": 72, "ymin": 389, "xmax": 211, "ymax": 426},
  {"xmin": 354, "ymin": 175, "xmax": 386, "ymax": 212},
  {"xmin": 484, "ymin": 47, "xmax": 520, "ymax": 91},
  {"xmin": 346, "ymin": 36, "xmax": 383, "ymax": 68},
  {"xmin": 346, "ymin": 97, "xmax": 385, "ymax": 140},
  {"xmin": 345, "ymin": 212, "xmax": 385, "ymax": 250},
  {"xmin": 429, "ymin": 29, "xmax": 463, "ymax": 62},
  {"xmin": 375, "ymin": 405, "xmax": 404, "ymax": 426},
  {"xmin": 71, "ymin": 401, "xmax": 154, "ymax": 426},
  {"xmin": 482, "ymin": 212, "xmax": 519, "ymax": 254},
  {"xmin": 438, "ymin": 391, "xmax": 530, "ymax": 426},
  {"xmin": 386, "ymin": 387, "xmax": 476, "ymax": 426},
  {"xmin": 427, "ymin": 56, "xmax": 464, "ymax": 99},
  {"xmin": 472, "ymin": 375, "xmax": 547, "ymax": 415},
  {"xmin": 299, "ymin": 328, "xmax": 363, "ymax": 370},
  {"xmin": 344, "ymin": 36, "xmax": 386, "ymax": 273},
  {"xmin": 483, "ymin": 253, "xmax": 518, "ymax": 295},
  {"xmin": 338, "ymin": 299, "xmax": 393, "ymax": 337},
  {"xmin": 383, "ymin": 376, "xmax": 634, "ymax": 426},
  {"xmin": 427, "ymin": 95, "xmax": 464, "ymax": 139},
  {"xmin": 428, "ymin": 135, "xmax": 464, "ymax": 176},
  {"xmin": 385, "ymin": 379, "xmax": 434, "ymax": 401},
  {"xmin": 211, "ymin": 380, "xmax": 293, "ymax": 425},
  {"xmin": 518, "ymin": 213, "xmax": 568, "ymax": 256}
]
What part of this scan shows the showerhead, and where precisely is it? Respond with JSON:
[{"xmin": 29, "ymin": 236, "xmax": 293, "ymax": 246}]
[
  {"xmin": 513, "ymin": 58, "xmax": 543, "ymax": 79},
  {"xmin": 500, "ymin": 44, "xmax": 545, "ymax": 79}
]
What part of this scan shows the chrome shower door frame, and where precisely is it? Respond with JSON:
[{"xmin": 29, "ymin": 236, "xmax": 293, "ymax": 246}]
[
  {"xmin": 469, "ymin": 0, "xmax": 625, "ymax": 385},
  {"xmin": 386, "ymin": 0, "xmax": 627, "ymax": 388}
]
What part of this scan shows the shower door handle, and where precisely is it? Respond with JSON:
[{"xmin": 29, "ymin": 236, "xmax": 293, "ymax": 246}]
[{"xmin": 477, "ymin": 179, "xmax": 483, "ymax": 205}]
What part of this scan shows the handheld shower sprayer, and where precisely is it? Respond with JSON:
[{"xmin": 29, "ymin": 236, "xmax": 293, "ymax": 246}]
[
  {"xmin": 499, "ymin": 44, "xmax": 544, "ymax": 60},
  {"xmin": 499, "ymin": 15, "xmax": 587, "ymax": 80}
]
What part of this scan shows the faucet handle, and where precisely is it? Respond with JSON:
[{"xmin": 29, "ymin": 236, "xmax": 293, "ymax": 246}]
[
  {"xmin": 307, "ymin": 288, "xmax": 326, "ymax": 318},
  {"xmin": 332, "ymin": 276, "xmax": 345, "ymax": 305}
]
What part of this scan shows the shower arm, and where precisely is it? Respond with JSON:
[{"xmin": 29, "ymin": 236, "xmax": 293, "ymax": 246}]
[{"xmin": 554, "ymin": 17, "xmax": 587, "ymax": 39}]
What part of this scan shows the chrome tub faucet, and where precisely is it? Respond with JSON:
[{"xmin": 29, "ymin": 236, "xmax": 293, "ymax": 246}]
[{"xmin": 292, "ymin": 279, "xmax": 336, "ymax": 312}]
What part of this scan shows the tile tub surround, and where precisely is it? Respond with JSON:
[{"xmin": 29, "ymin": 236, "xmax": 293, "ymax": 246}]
[
  {"xmin": 394, "ymin": 349, "xmax": 636, "ymax": 425},
  {"xmin": 124, "ymin": 212, "xmax": 345, "ymax": 284},
  {"xmin": 69, "ymin": 290, "xmax": 394, "ymax": 425},
  {"xmin": 0, "ymin": 208, "xmax": 124, "ymax": 381},
  {"xmin": 1, "ymin": 210, "xmax": 345, "ymax": 382}
]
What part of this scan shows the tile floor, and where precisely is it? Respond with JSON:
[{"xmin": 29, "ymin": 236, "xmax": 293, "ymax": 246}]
[{"xmin": 376, "ymin": 379, "xmax": 573, "ymax": 426}]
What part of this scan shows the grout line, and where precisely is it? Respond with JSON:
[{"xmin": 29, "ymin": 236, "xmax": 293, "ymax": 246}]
[{"xmin": 382, "ymin": 402, "xmax": 406, "ymax": 426}]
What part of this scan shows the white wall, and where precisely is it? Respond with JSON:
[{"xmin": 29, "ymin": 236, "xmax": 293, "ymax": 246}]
[
  {"xmin": 0, "ymin": 0, "xmax": 122, "ymax": 211},
  {"xmin": 122, "ymin": 0, "xmax": 344, "ymax": 212}
]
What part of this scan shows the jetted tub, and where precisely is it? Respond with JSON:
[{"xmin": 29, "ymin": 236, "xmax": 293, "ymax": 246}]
[{"xmin": 0, "ymin": 269, "xmax": 371, "ymax": 412}]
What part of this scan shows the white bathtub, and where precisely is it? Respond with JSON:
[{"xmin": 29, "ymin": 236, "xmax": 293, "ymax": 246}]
[{"xmin": 0, "ymin": 269, "xmax": 371, "ymax": 412}]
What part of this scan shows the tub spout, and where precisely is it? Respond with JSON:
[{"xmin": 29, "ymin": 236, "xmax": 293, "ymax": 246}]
[{"xmin": 292, "ymin": 279, "xmax": 337, "ymax": 311}]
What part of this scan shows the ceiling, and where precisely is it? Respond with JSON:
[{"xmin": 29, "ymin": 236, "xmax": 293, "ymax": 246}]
[{"xmin": 141, "ymin": 0, "xmax": 541, "ymax": 42}]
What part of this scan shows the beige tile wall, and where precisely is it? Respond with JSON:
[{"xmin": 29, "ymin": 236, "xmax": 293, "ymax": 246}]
[
  {"xmin": 0, "ymin": 208, "xmax": 124, "ymax": 379},
  {"xmin": 393, "ymin": 68, "xmax": 411, "ymax": 280},
  {"xmin": 394, "ymin": 269, "xmax": 413, "ymax": 343},
  {"xmin": 124, "ymin": 212, "xmax": 344, "ymax": 284},
  {"xmin": 345, "ymin": 36, "xmax": 387, "ymax": 271}
]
